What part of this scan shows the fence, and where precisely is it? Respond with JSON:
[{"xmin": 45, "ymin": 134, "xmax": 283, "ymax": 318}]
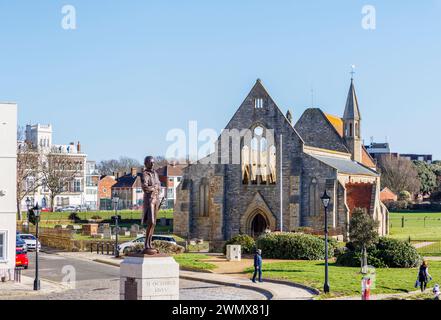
[{"xmin": 90, "ymin": 242, "xmax": 118, "ymax": 255}]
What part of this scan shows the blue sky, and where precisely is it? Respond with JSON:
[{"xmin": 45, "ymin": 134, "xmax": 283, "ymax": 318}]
[{"xmin": 1, "ymin": 1, "xmax": 440, "ymax": 161}]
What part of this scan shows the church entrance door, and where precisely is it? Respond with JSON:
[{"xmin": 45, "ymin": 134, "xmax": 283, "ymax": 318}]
[{"xmin": 251, "ymin": 213, "xmax": 267, "ymax": 238}]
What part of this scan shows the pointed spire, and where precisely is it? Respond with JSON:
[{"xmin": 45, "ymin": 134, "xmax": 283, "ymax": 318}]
[{"xmin": 343, "ymin": 78, "xmax": 361, "ymax": 121}]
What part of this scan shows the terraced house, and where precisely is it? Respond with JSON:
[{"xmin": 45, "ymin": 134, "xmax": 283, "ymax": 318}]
[{"xmin": 174, "ymin": 78, "xmax": 389, "ymax": 246}]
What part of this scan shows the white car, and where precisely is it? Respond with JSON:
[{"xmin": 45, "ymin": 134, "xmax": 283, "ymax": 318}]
[
  {"xmin": 19, "ymin": 234, "xmax": 41, "ymax": 251},
  {"xmin": 118, "ymin": 235, "xmax": 177, "ymax": 254}
]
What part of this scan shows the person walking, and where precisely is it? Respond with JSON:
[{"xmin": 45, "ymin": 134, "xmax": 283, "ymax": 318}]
[
  {"xmin": 418, "ymin": 260, "xmax": 432, "ymax": 292},
  {"xmin": 252, "ymin": 249, "xmax": 263, "ymax": 283}
]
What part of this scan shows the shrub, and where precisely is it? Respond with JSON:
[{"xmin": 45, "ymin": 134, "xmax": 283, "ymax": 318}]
[
  {"xmin": 398, "ymin": 191, "xmax": 412, "ymax": 201},
  {"xmin": 68, "ymin": 212, "xmax": 80, "ymax": 222},
  {"xmin": 385, "ymin": 200, "xmax": 409, "ymax": 212},
  {"xmin": 375, "ymin": 237, "xmax": 421, "ymax": 268},
  {"xmin": 123, "ymin": 241, "xmax": 185, "ymax": 256},
  {"xmin": 223, "ymin": 234, "xmax": 256, "ymax": 254},
  {"xmin": 291, "ymin": 227, "xmax": 314, "ymax": 234},
  {"xmin": 91, "ymin": 215, "xmax": 102, "ymax": 220},
  {"xmin": 336, "ymin": 237, "xmax": 421, "ymax": 268},
  {"xmin": 256, "ymin": 232, "xmax": 334, "ymax": 260}
]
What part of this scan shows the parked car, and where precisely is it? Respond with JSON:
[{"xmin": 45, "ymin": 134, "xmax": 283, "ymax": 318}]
[
  {"xmin": 16, "ymin": 248, "xmax": 29, "ymax": 269},
  {"xmin": 16, "ymin": 234, "xmax": 28, "ymax": 253},
  {"xmin": 18, "ymin": 234, "xmax": 41, "ymax": 251},
  {"xmin": 41, "ymin": 207, "xmax": 52, "ymax": 212},
  {"xmin": 118, "ymin": 235, "xmax": 177, "ymax": 254},
  {"xmin": 56, "ymin": 205, "xmax": 79, "ymax": 212}
]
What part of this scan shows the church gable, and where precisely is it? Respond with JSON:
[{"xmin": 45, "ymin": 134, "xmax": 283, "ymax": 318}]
[{"xmin": 295, "ymin": 108, "xmax": 350, "ymax": 154}]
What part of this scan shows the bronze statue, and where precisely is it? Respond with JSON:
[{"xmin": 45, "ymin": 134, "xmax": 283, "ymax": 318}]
[{"xmin": 141, "ymin": 156, "xmax": 162, "ymax": 255}]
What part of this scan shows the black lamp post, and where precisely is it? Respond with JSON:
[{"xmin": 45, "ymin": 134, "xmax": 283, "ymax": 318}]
[
  {"xmin": 112, "ymin": 195, "xmax": 120, "ymax": 258},
  {"xmin": 321, "ymin": 190, "xmax": 331, "ymax": 294},
  {"xmin": 25, "ymin": 197, "xmax": 32, "ymax": 234},
  {"xmin": 33, "ymin": 202, "xmax": 41, "ymax": 291}
]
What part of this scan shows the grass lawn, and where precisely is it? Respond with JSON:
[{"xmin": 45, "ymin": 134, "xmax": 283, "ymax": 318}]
[
  {"xmin": 173, "ymin": 253, "xmax": 217, "ymax": 271},
  {"xmin": 389, "ymin": 212, "xmax": 441, "ymax": 241},
  {"xmin": 245, "ymin": 260, "xmax": 441, "ymax": 298}
]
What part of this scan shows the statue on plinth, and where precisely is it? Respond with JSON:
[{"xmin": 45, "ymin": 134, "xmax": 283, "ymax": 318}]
[{"xmin": 140, "ymin": 156, "xmax": 162, "ymax": 255}]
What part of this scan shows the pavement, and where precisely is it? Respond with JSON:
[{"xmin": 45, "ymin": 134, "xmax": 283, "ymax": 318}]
[
  {"xmin": 70, "ymin": 251, "xmax": 316, "ymax": 300},
  {"xmin": 0, "ymin": 250, "xmax": 267, "ymax": 300}
]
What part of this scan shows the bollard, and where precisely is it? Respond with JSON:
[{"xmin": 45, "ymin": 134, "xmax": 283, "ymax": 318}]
[
  {"xmin": 106, "ymin": 243, "xmax": 109, "ymax": 255},
  {"xmin": 101, "ymin": 243, "xmax": 104, "ymax": 255},
  {"xmin": 96, "ymin": 242, "xmax": 99, "ymax": 254}
]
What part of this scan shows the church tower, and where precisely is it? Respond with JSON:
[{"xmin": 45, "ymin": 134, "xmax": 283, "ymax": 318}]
[{"xmin": 343, "ymin": 77, "xmax": 362, "ymax": 163}]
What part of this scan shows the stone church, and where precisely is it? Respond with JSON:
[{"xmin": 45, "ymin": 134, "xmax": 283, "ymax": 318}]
[{"xmin": 174, "ymin": 78, "xmax": 389, "ymax": 246}]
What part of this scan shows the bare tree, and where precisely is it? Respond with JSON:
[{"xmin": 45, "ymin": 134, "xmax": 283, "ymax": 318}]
[
  {"xmin": 41, "ymin": 151, "xmax": 82, "ymax": 212},
  {"xmin": 16, "ymin": 141, "xmax": 42, "ymax": 220},
  {"xmin": 96, "ymin": 157, "xmax": 141, "ymax": 176},
  {"xmin": 377, "ymin": 156, "xmax": 421, "ymax": 194}
]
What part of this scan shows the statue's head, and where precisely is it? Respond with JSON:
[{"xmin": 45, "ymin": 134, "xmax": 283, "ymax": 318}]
[{"xmin": 144, "ymin": 156, "xmax": 155, "ymax": 170}]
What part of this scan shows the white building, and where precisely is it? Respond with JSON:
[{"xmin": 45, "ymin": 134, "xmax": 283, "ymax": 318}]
[
  {"xmin": 0, "ymin": 103, "xmax": 17, "ymax": 280},
  {"xmin": 85, "ymin": 161, "xmax": 99, "ymax": 210},
  {"xmin": 21, "ymin": 124, "xmax": 88, "ymax": 211}
]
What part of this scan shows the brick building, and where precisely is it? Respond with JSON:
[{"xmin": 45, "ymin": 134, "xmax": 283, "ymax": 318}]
[
  {"xmin": 98, "ymin": 175, "xmax": 117, "ymax": 210},
  {"xmin": 174, "ymin": 78, "xmax": 389, "ymax": 245}
]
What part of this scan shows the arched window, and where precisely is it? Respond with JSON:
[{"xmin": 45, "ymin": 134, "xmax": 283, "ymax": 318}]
[
  {"xmin": 199, "ymin": 178, "xmax": 209, "ymax": 217},
  {"xmin": 309, "ymin": 178, "xmax": 319, "ymax": 216},
  {"xmin": 242, "ymin": 125, "xmax": 276, "ymax": 185}
]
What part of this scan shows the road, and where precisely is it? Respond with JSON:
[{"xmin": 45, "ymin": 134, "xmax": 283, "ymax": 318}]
[{"xmin": 20, "ymin": 251, "xmax": 266, "ymax": 300}]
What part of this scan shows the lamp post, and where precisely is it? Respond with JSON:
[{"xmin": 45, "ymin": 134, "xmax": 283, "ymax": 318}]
[
  {"xmin": 112, "ymin": 195, "xmax": 120, "ymax": 258},
  {"xmin": 25, "ymin": 197, "xmax": 32, "ymax": 234},
  {"xmin": 321, "ymin": 190, "xmax": 331, "ymax": 294},
  {"xmin": 33, "ymin": 202, "xmax": 41, "ymax": 291}
]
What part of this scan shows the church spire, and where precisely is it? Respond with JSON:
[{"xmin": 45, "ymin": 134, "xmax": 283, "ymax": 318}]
[
  {"xmin": 343, "ymin": 77, "xmax": 361, "ymax": 121},
  {"xmin": 343, "ymin": 67, "xmax": 362, "ymax": 163}
]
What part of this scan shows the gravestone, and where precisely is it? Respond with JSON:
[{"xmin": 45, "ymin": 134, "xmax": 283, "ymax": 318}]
[
  {"xmin": 130, "ymin": 224, "xmax": 140, "ymax": 237},
  {"xmin": 82, "ymin": 224, "xmax": 98, "ymax": 236},
  {"xmin": 120, "ymin": 256, "xmax": 179, "ymax": 300},
  {"xmin": 103, "ymin": 224, "xmax": 112, "ymax": 239}
]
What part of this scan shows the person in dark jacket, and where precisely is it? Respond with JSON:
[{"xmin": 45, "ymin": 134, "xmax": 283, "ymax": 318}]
[
  {"xmin": 418, "ymin": 260, "xmax": 432, "ymax": 292},
  {"xmin": 252, "ymin": 249, "xmax": 263, "ymax": 283}
]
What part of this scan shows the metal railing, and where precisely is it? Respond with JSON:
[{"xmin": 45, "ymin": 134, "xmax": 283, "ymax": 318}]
[{"xmin": 90, "ymin": 242, "xmax": 117, "ymax": 255}]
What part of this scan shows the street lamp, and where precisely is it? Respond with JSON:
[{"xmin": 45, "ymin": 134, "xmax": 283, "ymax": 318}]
[
  {"xmin": 33, "ymin": 202, "xmax": 41, "ymax": 291},
  {"xmin": 321, "ymin": 190, "xmax": 331, "ymax": 294},
  {"xmin": 112, "ymin": 195, "xmax": 120, "ymax": 258},
  {"xmin": 25, "ymin": 197, "xmax": 32, "ymax": 233}
]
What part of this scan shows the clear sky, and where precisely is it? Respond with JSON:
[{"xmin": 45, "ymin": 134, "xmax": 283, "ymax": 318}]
[{"xmin": 1, "ymin": 1, "xmax": 440, "ymax": 162}]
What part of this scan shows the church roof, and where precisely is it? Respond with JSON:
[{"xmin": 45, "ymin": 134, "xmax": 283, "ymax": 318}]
[
  {"xmin": 310, "ymin": 154, "xmax": 378, "ymax": 177},
  {"xmin": 323, "ymin": 113, "xmax": 376, "ymax": 168},
  {"xmin": 343, "ymin": 79, "xmax": 361, "ymax": 120}
]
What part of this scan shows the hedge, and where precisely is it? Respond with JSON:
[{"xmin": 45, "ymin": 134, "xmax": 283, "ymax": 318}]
[
  {"xmin": 256, "ymin": 232, "xmax": 335, "ymax": 260},
  {"xmin": 336, "ymin": 237, "xmax": 421, "ymax": 268}
]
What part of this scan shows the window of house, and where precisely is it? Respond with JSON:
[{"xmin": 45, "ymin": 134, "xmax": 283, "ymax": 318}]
[
  {"xmin": 254, "ymin": 98, "xmax": 264, "ymax": 109},
  {"xmin": 242, "ymin": 126, "xmax": 276, "ymax": 185},
  {"xmin": 0, "ymin": 231, "xmax": 6, "ymax": 262},
  {"xmin": 74, "ymin": 179, "xmax": 82, "ymax": 192},
  {"xmin": 309, "ymin": 178, "xmax": 319, "ymax": 216}
]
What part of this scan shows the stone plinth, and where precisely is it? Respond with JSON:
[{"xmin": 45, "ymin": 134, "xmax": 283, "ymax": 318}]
[{"xmin": 120, "ymin": 255, "xmax": 179, "ymax": 300}]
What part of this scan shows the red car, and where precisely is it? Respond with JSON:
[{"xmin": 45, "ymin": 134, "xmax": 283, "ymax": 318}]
[{"xmin": 16, "ymin": 249, "xmax": 29, "ymax": 269}]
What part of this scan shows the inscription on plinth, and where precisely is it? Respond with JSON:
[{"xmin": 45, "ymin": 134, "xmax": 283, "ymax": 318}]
[{"xmin": 120, "ymin": 256, "xmax": 179, "ymax": 300}]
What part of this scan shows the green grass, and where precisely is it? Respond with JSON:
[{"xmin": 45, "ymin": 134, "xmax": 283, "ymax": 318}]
[
  {"xmin": 245, "ymin": 260, "xmax": 441, "ymax": 298},
  {"xmin": 389, "ymin": 212, "xmax": 441, "ymax": 241},
  {"xmin": 173, "ymin": 253, "xmax": 217, "ymax": 271}
]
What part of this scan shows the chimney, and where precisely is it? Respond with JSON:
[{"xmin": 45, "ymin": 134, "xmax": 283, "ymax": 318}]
[
  {"xmin": 131, "ymin": 167, "xmax": 137, "ymax": 177},
  {"xmin": 77, "ymin": 141, "xmax": 81, "ymax": 153}
]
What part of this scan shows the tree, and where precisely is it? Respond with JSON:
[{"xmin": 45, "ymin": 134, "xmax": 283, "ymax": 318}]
[
  {"xmin": 377, "ymin": 156, "xmax": 421, "ymax": 194},
  {"xmin": 41, "ymin": 151, "xmax": 82, "ymax": 211},
  {"xmin": 412, "ymin": 160, "xmax": 437, "ymax": 194},
  {"xmin": 96, "ymin": 157, "xmax": 141, "ymax": 176},
  {"xmin": 349, "ymin": 208, "xmax": 379, "ymax": 272},
  {"xmin": 16, "ymin": 142, "xmax": 42, "ymax": 220}
]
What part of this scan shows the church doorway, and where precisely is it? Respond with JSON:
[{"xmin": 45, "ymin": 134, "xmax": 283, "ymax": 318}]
[{"xmin": 251, "ymin": 213, "xmax": 267, "ymax": 238}]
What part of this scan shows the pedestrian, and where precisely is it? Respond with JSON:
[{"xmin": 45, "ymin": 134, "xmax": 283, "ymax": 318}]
[
  {"xmin": 417, "ymin": 260, "xmax": 432, "ymax": 292},
  {"xmin": 252, "ymin": 249, "xmax": 263, "ymax": 283}
]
